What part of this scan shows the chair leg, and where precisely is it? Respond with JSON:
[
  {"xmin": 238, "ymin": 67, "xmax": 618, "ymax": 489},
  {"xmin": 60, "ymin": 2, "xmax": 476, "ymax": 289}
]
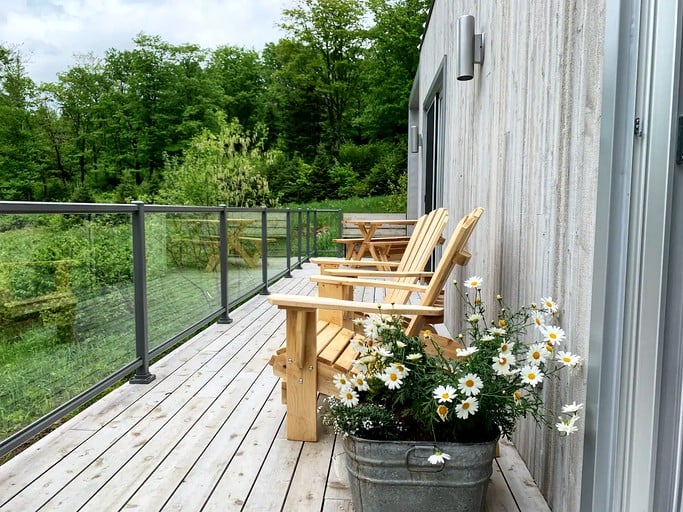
[{"xmin": 285, "ymin": 309, "xmax": 319, "ymax": 441}]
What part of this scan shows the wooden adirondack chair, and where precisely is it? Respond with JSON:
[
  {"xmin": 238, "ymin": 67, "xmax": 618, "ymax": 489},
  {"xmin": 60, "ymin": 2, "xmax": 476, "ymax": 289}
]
[
  {"xmin": 310, "ymin": 207, "xmax": 448, "ymax": 276},
  {"xmin": 268, "ymin": 207, "xmax": 484, "ymax": 441}
]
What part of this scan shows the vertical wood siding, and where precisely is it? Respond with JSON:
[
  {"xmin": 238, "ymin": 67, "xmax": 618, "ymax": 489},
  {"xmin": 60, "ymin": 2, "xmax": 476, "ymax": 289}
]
[{"xmin": 412, "ymin": 2, "xmax": 605, "ymax": 510}]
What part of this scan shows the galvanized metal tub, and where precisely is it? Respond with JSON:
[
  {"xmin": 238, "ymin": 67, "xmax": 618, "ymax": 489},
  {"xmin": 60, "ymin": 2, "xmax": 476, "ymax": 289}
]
[{"xmin": 343, "ymin": 436, "xmax": 497, "ymax": 512}]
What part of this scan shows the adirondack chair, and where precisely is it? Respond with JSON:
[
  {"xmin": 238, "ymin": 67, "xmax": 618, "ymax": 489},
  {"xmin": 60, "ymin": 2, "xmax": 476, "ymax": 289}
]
[
  {"xmin": 312, "ymin": 208, "xmax": 448, "ymax": 328},
  {"xmin": 268, "ymin": 207, "xmax": 484, "ymax": 441},
  {"xmin": 310, "ymin": 207, "xmax": 448, "ymax": 276}
]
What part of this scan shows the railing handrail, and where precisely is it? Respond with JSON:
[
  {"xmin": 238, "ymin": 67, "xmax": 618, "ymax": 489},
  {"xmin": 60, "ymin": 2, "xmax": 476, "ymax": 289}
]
[{"xmin": 0, "ymin": 201, "xmax": 342, "ymax": 459}]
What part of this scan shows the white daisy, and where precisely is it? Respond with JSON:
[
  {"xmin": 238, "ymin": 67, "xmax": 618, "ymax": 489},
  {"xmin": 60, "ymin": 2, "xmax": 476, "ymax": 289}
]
[
  {"xmin": 531, "ymin": 311, "xmax": 546, "ymax": 330},
  {"xmin": 380, "ymin": 368, "xmax": 404, "ymax": 390},
  {"xmin": 433, "ymin": 384, "xmax": 457, "ymax": 403},
  {"xmin": 456, "ymin": 397, "xmax": 479, "ymax": 419},
  {"xmin": 481, "ymin": 335, "xmax": 495, "ymax": 342},
  {"xmin": 428, "ymin": 450, "xmax": 451, "ymax": 465},
  {"xmin": 455, "ymin": 346, "xmax": 478, "ymax": 357},
  {"xmin": 492, "ymin": 354, "xmax": 516, "ymax": 376},
  {"xmin": 333, "ymin": 373, "xmax": 351, "ymax": 390},
  {"xmin": 541, "ymin": 325, "xmax": 566, "ymax": 345},
  {"xmin": 375, "ymin": 346, "xmax": 394, "ymax": 358},
  {"xmin": 458, "ymin": 373, "xmax": 484, "ymax": 396},
  {"xmin": 464, "ymin": 276, "xmax": 483, "ymax": 289},
  {"xmin": 556, "ymin": 416, "xmax": 579, "ymax": 435},
  {"xmin": 406, "ymin": 353, "xmax": 423, "ymax": 361},
  {"xmin": 556, "ymin": 351, "xmax": 581, "ymax": 368},
  {"xmin": 520, "ymin": 365, "xmax": 544, "ymax": 387},
  {"xmin": 390, "ymin": 362, "xmax": 410, "ymax": 378},
  {"xmin": 526, "ymin": 343, "xmax": 550, "ymax": 364},
  {"xmin": 436, "ymin": 404, "xmax": 449, "ymax": 421},
  {"xmin": 339, "ymin": 388, "xmax": 359, "ymax": 407},
  {"xmin": 561, "ymin": 402, "xmax": 584, "ymax": 414},
  {"xmin": 540, "ymin": 296, "xmax": 559, "ymax": 314},
  {"xmin": 513, "ymin": 390, "xmax": 523, "ymax": 404},
  {"xmin": 352, "ymin": 374, "xmax": 370, "ymax": 391},
  {"xmin": 489, "ymin": 327, "xmax": 506, "ymax": 337},
  {"xmin": 499, "ymin": 341, "xmax": 515, "ymax": 355},
  {"xmin": 468, "ymin": 314, "xmax": 482, "ymax": 324}
]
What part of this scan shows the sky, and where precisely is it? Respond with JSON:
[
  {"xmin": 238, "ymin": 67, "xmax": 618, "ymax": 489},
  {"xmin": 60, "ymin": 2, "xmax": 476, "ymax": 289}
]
[{"xmin": 0, "ymin": 0, "xmax": 289, "ymax": 84}]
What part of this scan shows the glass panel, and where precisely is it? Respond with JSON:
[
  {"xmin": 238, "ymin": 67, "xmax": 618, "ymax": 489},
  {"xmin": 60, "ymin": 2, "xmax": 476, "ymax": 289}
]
[
  {"xmin": 146, "ymin": 213, "xmax": 221, "ymax": 351},
  {"xmin": 0, "ymin": 212, "xmax": 136, "ymax": 441}
]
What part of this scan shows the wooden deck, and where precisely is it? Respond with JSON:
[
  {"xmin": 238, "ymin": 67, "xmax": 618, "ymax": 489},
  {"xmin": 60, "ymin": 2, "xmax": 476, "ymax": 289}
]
[{"xmin": 0, "ymin": 264, "xmax": 550, "ymax": 512}]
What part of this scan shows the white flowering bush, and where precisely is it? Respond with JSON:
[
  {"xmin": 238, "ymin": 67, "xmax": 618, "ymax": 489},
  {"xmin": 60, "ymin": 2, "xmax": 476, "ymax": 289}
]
[{"xmin": 322, "ymin": 276, "xmax": 582, "ymax": 456}]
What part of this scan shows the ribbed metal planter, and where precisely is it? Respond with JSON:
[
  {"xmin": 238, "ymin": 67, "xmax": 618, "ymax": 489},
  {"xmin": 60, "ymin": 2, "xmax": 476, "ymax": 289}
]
[{"xmin": 343, "ymin": 436, "xmax": 497, "ymax": 512}]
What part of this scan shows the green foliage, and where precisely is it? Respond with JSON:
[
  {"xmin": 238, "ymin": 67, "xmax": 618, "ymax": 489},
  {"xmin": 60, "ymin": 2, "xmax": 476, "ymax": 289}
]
[{"xmin": 158, "ymin": 118, "xmax": 277, "ymax": 207}]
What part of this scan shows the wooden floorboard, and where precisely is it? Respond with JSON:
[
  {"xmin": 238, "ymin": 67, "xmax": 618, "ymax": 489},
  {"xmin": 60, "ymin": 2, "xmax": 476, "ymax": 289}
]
[{"xmin": 0, "ymin": 263, "xmax": 549, "ymax": 512}]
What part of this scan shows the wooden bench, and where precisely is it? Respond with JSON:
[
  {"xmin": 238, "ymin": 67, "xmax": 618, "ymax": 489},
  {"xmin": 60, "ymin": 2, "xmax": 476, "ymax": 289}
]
[{"xmin": 0, "ymin": 260, "xmax": 77, "ymax": 341}]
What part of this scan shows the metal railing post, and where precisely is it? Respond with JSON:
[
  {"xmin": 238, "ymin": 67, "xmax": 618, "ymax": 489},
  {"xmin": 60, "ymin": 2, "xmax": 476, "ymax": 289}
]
[
  {"xmin": 338, "ymin": 209, "xmax": 344, "ymax": 257},
  {"xmin": 305, "ymin": 209, "xmax": 311, "ymax": 259},
  {"xmin": 285, "ymin": 208, "xmax": 292, "ymax": 277},
  {"xmin": 297, "ymin": 209, "xmax": 303, "ymax": 268},
  {"xmin": 218, "ymin": 205, "xmax": 232, "ymax": 324},
  {"xmin": 260, "ymin": 207, "xmax": 270, "ymax": 294},
  {"xmin": 130, "ymin": 201, "xmax": 155, "ymax": 384},
  {"xmin": 313, "ymin": 210, "xmax": 318, "ymax": 257}
]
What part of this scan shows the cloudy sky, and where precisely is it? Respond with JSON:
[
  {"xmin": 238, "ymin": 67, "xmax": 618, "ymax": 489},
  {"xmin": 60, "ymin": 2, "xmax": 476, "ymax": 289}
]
[{"xmin": 1, "ymin": 0, "xmax": 289, "ymax": 84}]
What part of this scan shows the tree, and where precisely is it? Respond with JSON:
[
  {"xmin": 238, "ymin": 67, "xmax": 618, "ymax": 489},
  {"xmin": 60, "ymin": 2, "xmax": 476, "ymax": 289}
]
[
  {"xmin": 281, "ymin": 0, "xmax": 369, "ymax": 155},
  {"xmin": 158, "ymin": 117, "xmax": 277, "ymax": 207},
  {"xmin": 360, "ymin": 0, "xmax": 430, "ymax": 140}
]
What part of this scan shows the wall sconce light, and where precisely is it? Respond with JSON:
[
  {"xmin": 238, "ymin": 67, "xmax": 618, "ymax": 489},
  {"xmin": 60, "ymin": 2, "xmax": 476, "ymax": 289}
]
[
  {"xmin": 457, "ymin": 15, "xmax": 484, "ymax": 81},
  {"xmin": 410, "ymin": 125, "xmax": 420, "ymax": 153}
]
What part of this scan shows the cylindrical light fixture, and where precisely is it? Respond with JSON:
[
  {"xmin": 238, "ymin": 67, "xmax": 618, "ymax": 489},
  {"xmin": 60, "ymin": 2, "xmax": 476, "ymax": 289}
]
[{"xmin": 457, "ymin": 15, "xmax": 484, "ymax": 81}]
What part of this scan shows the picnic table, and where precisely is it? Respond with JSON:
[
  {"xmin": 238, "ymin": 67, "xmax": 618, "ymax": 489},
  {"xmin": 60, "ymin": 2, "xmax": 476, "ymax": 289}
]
[
  {"xmin": 336, "ymin": 218, "xmax": 418, "ymax": 270},
  {"xmin": 169, "ymin": 218, "xmax": 269, "ymax": 270}
]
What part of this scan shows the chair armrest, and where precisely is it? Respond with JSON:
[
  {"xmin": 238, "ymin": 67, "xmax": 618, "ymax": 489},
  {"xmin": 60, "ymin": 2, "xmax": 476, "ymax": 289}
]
[
  {"xmin": 310, "ymin": 275, "xmax": 428, "ymax": 292},
  {"xmin": 309, "ymin": 257, "xmax": 400, "ymax": 269},
  {"xmin": 322, "ymin": 269, "xmax": 434, "ymax": 278},
  {"xmin": 267, "ymin": 294, "xmax": 444, "ymax": 317}
]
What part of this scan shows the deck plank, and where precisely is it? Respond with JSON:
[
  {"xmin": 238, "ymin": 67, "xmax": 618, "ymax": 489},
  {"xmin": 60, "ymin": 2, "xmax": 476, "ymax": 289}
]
[{"xmin": 0, "ymin": 264, "xmax": 549, "ymax": 512}]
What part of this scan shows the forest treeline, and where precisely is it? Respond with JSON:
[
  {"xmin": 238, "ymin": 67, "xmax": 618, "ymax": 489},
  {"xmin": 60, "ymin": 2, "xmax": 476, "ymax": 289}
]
[{"xmin": 0, "ymin": 0, "xmax": 429, "ymax": 206}]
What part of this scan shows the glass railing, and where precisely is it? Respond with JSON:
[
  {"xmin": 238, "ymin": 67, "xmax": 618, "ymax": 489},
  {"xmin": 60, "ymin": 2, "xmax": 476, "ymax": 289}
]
[{"xmin": 0, "ymin": 201, "xmax": 342, "ymax": 458}]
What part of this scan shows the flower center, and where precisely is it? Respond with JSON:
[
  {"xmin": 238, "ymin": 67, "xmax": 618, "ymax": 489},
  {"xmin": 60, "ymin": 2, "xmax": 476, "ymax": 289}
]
[
  {"xmin": 528, "ymin": 372, "xmax": 536, "ymax": 380},
  {"xmin": 390, "ymin": 374, "xmax": 398, "ymax": 381},
  {"xmin": 462, "ymin": 402, "xmax": 470, "ymax": 410},
  {"xmin": 465, "ymin": 379, "xmax": 474, "ymax": 387},
  {"xmin": 441, "ymin": 393, "xmax": 449, "ymax": 399}
]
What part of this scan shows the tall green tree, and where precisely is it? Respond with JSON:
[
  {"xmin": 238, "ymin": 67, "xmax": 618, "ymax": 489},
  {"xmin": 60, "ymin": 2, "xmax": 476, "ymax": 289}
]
[
  {"xmin": 281, "ymin": 0, "xmax": 369, "ymax": 155},
  {"xmin": 361, "ymin": 0, "xmax": 430, "ymax": 140}
]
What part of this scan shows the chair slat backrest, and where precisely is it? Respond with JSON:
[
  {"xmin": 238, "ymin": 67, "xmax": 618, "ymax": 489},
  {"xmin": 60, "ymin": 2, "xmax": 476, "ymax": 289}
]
[
  {"xmin": 405, "ymin": 207, "xmax": 484, "ymax": 336},
  {"xmin": 384, "ymin": 207, "xmax": 448, "ymax": 305}
]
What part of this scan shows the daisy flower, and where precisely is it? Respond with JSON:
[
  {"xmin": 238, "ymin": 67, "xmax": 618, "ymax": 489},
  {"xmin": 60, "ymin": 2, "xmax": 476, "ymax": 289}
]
[
  {"xmin": 464, "ymin": 276, "xmax": 483, "ymax": 289},
  {"xmin": 351, "ymin": 374, "xmax": 370, "ymax": 391},
  {"xmin": 455, "ymin": 346, "xmax": 478, "ymax": 357},
  {"xmin": 390, "ymin": 362, "xmax": 410, "ymax": 378},
  {"xmin": 481, "ymin": 335, "xmax": 495, "ymax": 342},
  {"xmin": 339, "ymin": 388, "xmax": 359, "ymax": 407},
  {"xmin": 513, "ymin": 390, "xmax": 523, "ymax": 404},
  {"xmin": 456, "ymin": 397, "xmax": 479, "ymax": 419},
  {"xmin": 556, "ymin": 351, "xmax": 581, "ymax": 368},
  {"xmin": 556, "ymin": 415, "xmax": 579, "ymax": 435},
  {"xmin": 492, "ymin": 354, "xmax": 516, "ymax": 376},
  {"xmin": 489, "ymin": 327, "xmax": 507, "ymax": 337},
  {"xmin": 428, "ymin": 450, "xmax": 451, "ymax": 465},
  {"xmin": 531, "ymin": 311, "xmax": 546, "ymax": 330},
  {"xmin": 380, "ymin": 367, "xmax": 404, "ymax": 390},
  {"xmin": 406, "ymin": 353, "xmax": 423, "ymax": 361},
  {"xmin": 433, "ymin": 384, "xmax": 457, "ymax": 403},
  {"xmin": 526, "ymin": 343, "xmax": 550, "ymax": 364},
  {"xmin": 436, "ymin": 404, "xmax": 449, "ymax": 421},
  {"xmin": 520, "ymin": 365, "xmax": 544, "ymax": 387},
  {"xmin": 333, "ymin": 373, "xmax": 351, "ymax": 390},
  {"xmin": 468, "ymin": 314, "xmax": 481, "ymax": 324},
  {"xmin": 540, "ymin": 296, "xmax": 559, "ymax": 314},
  {"xmin": 375, "ymin": 346, "xmax": 394, "ymax": 358},
  {"xmin": 561, "ymin": 402, "xmax": 584, "ymax": 414},
  {"xmin": 458, "ymin": 373, "xmax": 484, "ymax": 396},
  {"xmin": 499, "ymin": 341, "xmax": 515, "ymax": 355},
  {"xmin": 541, "ymin": 325, "xmax": 566, "ymax": 345}
]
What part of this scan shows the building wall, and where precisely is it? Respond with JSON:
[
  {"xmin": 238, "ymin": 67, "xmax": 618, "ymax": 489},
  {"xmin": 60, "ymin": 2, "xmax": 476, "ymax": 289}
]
[{"xmin": 410, "ymin": 1, "xmax": 605, "ymax": 510}]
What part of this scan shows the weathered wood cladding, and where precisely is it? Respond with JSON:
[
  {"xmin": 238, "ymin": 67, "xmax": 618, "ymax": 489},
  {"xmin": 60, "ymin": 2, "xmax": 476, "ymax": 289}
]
[{"xmin": 410, "ymin": 2, "xmax": 604, "ymax": 511}]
